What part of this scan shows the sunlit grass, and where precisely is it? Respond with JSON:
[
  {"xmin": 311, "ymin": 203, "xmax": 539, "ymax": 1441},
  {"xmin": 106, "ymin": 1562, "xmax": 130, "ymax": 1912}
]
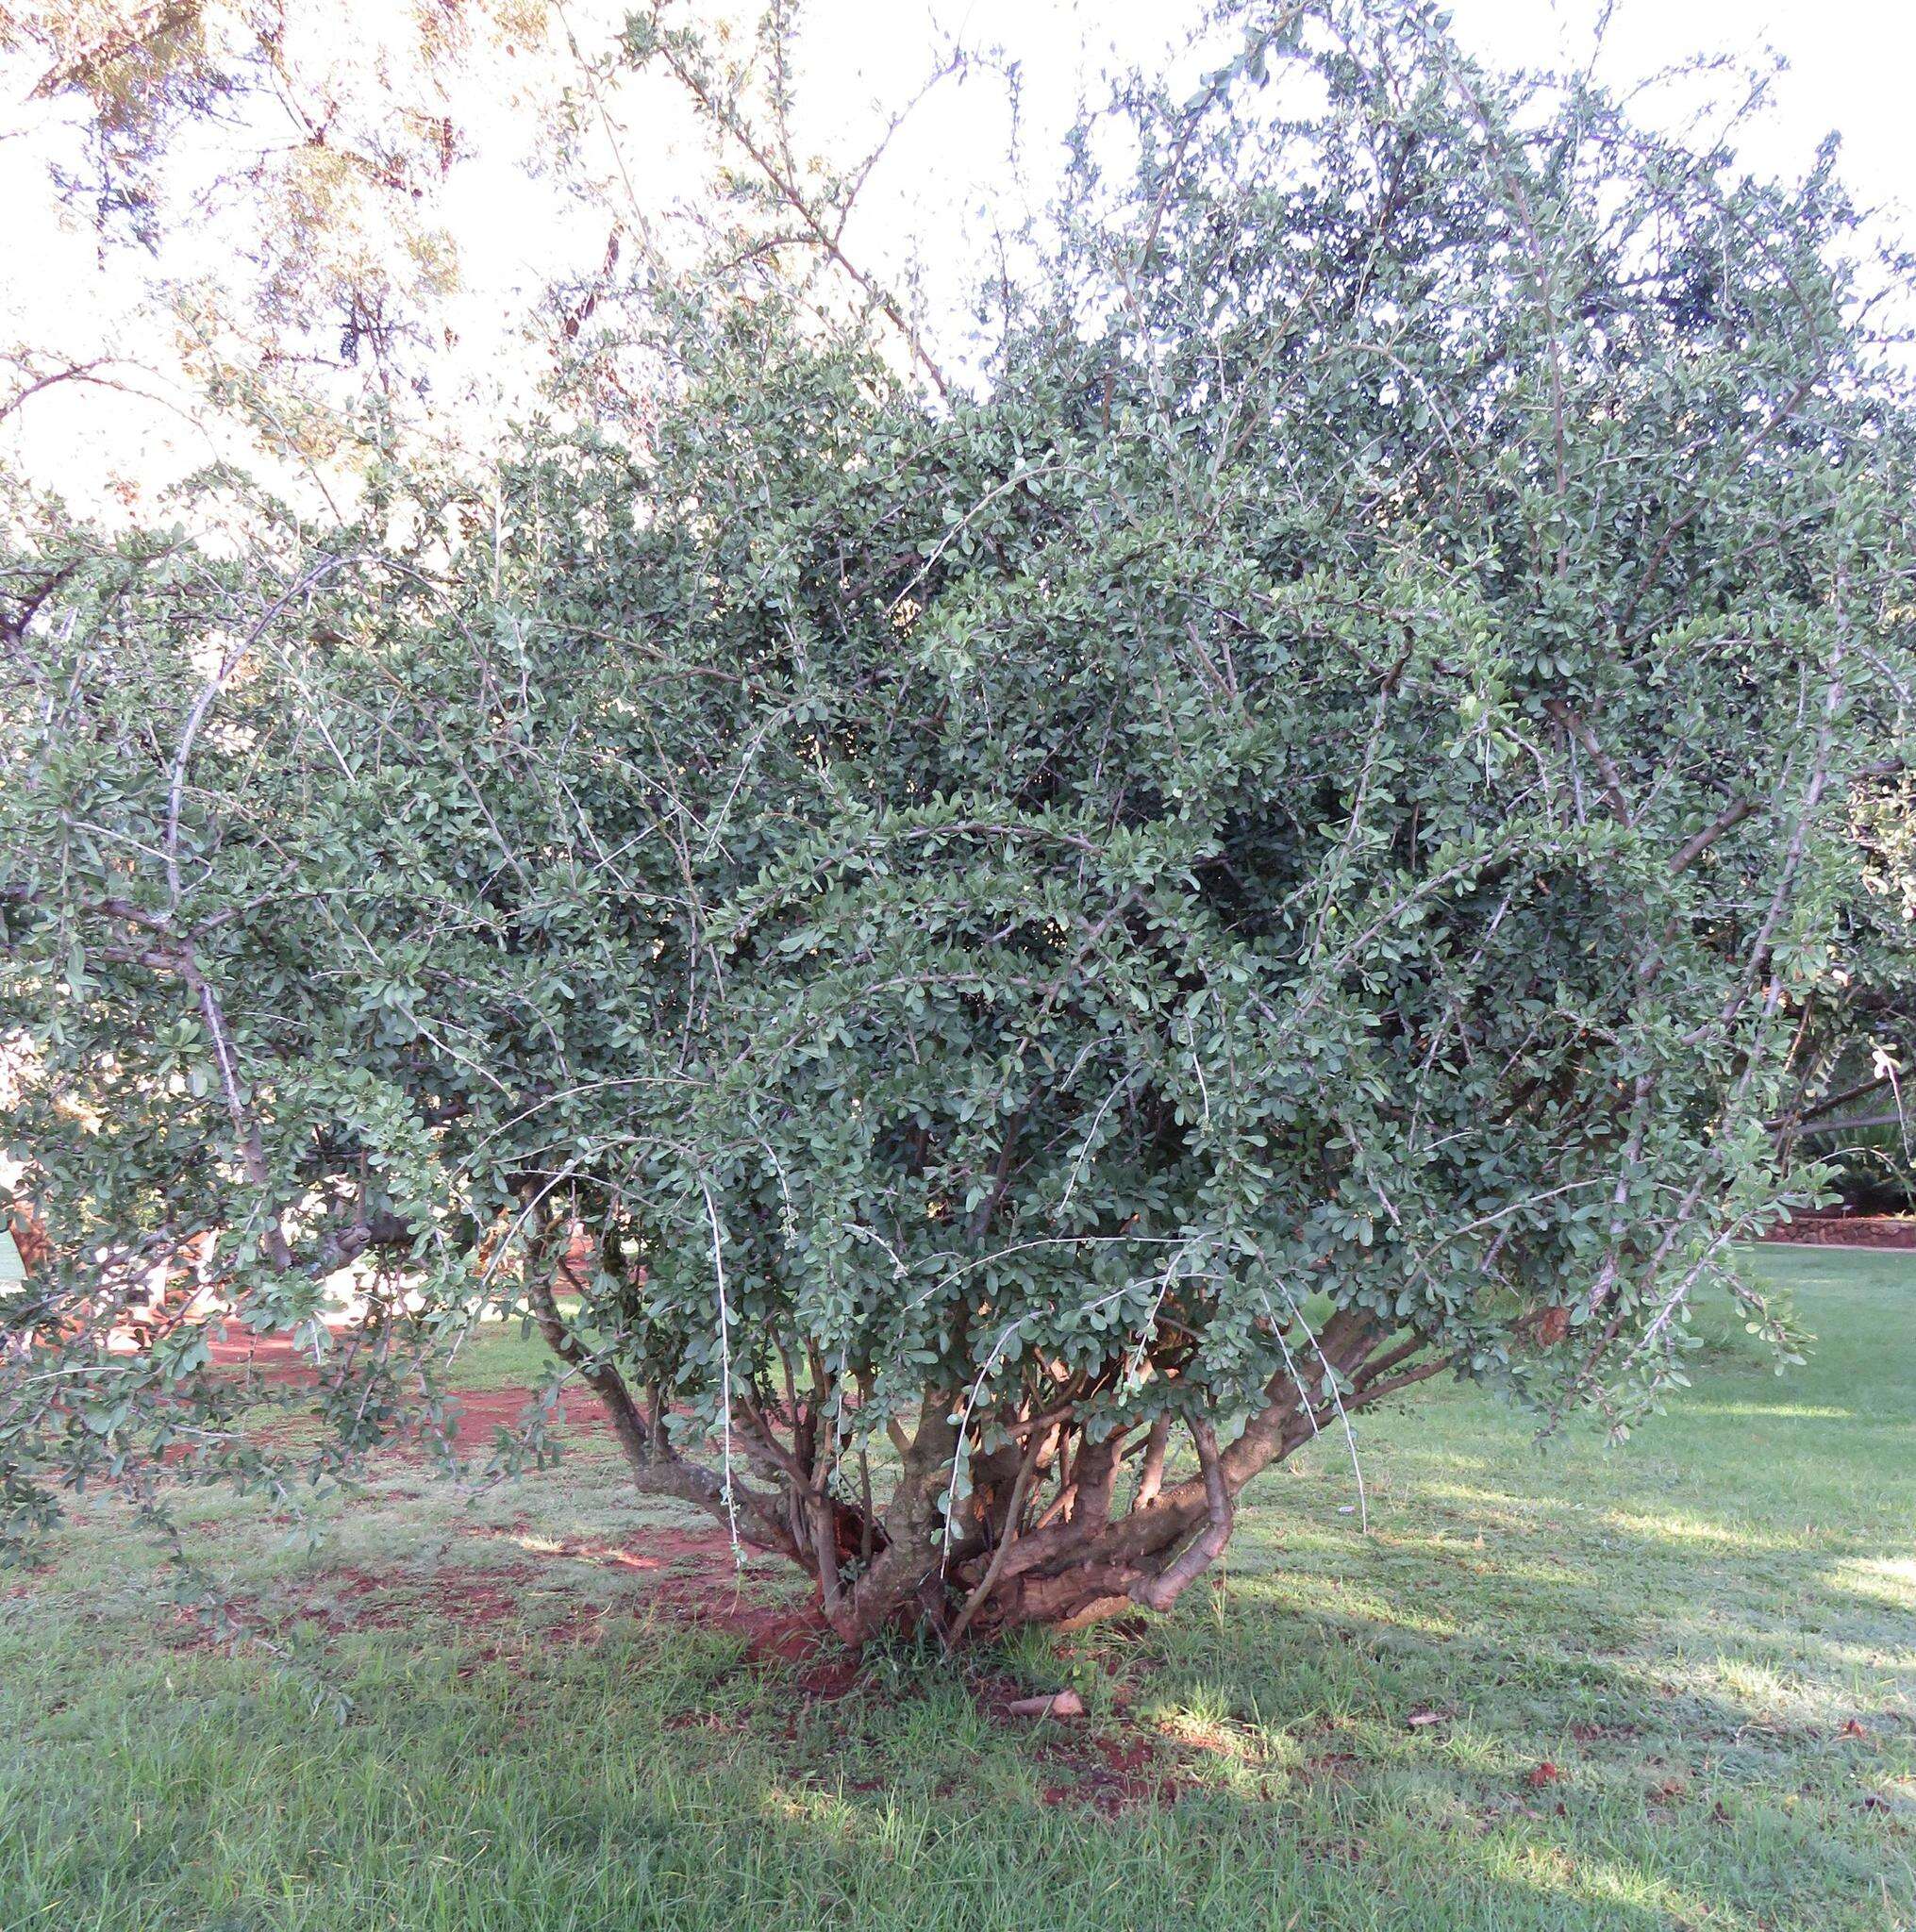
[{"xmin": 1, "ymin": 1246, "xmax": 1911, "ymax": 1930}]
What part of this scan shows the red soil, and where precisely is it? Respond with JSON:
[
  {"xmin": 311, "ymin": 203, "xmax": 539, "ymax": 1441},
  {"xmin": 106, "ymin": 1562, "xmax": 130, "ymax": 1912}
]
[
  {"xmin": 631, "ymin": 1533, "xmax": 853, "ymax": 1693},
  {"xmin": 202, "ymin": 1331, "xmax": 314, "ymax": 1376},
  {"xmin": 1036, "ymin": 1731, "xmax": 1183, "ymax": 1813},
  {"xmin": 166, "ymin": 1336, "xmax": 858, "ymax": 1681},
  {"xmin": 167, "ymin": 1514, "xmax": 852, "ymax": 1690},
  {"xmin": 199, "ymin": 1332, "xmax": 615, "ymax": 1452},
  {"xmin": 413, "ymin": 1384, "xmax": 611, "ymax": 1453}
]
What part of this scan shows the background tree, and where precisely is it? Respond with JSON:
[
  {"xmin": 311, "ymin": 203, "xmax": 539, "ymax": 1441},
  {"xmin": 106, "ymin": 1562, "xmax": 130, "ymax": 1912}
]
[
  {"xmin": 0, "ymin": 0, "xmax": 668, "ymax": 500},
  {"xmin": 3, "ymin": 0, "xmax": 1913, "ymax": 1644},
  {"xmin": 1770, "ymin": 773, "xmax": 1916, "ymax": 1205}
]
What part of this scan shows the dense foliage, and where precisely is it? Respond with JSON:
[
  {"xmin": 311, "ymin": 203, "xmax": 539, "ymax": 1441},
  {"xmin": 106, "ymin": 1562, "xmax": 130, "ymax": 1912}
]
[{"xmin": 4, "ymin": 2, "xmax": 1913, "ymax": 1641}]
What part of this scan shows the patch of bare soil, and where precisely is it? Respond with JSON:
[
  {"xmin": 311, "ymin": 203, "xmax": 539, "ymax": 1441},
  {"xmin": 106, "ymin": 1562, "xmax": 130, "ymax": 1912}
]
[
  {"xmin": 167, "ymin": 1514, "xmax": 858, "ymax": 1693},
  {"xmin": 1034, "ymin": 1731, "xmax": 1184, "ymax": 1814},
  {"xmin": 198, "ymin": 1339, "xmax": 617, "ymax": 1454},
  {"xmin": 409, "ymin": 1385, "xmax": 611, "ymax": 1453},
  {"xmin": 635, "ymin": 1537, "xmax": 854, "ymax": 1696},
  {"xmin": 202, "ymin": 1331, "xmax": 320, "ymax": 1379},
  {"xmin": 164, "ymin": 1558, "xmax": 605, "ymax": 1672},
  {"xmin": 970, "ymin": 1669, "xmax": 1187, "ymax": 1813}
]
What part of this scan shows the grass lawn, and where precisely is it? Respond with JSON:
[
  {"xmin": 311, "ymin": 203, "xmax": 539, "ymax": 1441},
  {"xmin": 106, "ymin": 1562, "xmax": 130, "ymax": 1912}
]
[{"xmin": 2, "ymin": 1246, "xmax": 1911, "ymax": 1931}]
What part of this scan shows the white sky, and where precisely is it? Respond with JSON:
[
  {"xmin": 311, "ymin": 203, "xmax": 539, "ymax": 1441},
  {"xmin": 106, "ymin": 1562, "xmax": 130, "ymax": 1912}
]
[{"xmin": 3, "ymin": 0, "xmax": 1912, "ymax": 511}]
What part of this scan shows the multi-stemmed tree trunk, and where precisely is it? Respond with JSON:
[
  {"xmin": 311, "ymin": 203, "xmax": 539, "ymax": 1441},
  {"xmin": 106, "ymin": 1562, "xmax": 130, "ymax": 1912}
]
[{"xmin": 528, "ymin": 1209, "xmax": 1442, "ymax": 1642}]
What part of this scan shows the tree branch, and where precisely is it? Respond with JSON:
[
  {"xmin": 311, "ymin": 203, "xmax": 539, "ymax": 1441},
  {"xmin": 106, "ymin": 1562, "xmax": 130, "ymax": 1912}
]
[
  {"xmin": 1544, "ymin": 699, "xmax": 1634, "ymax": 826},
  {"xmin": 1132, "ymin": 1417, "xmax": 1231, "ymax": 1612},
  {"xmin": 1670, "ymin": 797, "xmax": 1758, "ymax": 875}
]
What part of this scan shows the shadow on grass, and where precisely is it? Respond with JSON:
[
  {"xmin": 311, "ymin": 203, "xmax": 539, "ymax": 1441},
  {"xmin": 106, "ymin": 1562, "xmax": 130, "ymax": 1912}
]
[{"xmin": 3, "ymin": 1245, "xmax": 1911, "ymax": 1930}]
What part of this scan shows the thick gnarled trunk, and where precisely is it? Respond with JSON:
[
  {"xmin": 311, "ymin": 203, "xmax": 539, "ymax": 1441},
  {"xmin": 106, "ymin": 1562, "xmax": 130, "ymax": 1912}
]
[{"xmin": 536, "ymin": 1218, "xmax": 1447, "ymax": 1644}]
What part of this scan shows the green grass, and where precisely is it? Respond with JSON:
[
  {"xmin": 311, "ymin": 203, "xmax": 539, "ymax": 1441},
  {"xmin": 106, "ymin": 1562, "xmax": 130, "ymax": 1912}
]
[{"xmin": 2, "ymin": 1247, "xmax": 1911, "ymax": 1931}]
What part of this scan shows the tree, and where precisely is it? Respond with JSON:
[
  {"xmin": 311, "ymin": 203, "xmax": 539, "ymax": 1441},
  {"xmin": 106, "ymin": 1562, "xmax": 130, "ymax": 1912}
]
[
  {"xmin": 0, "ymin": 0, "xmax": 649, "ymax": 482},
  {"xmin": 3, "ymin": 0, "xmax": 1912, "ymax": 1645},
  {"xmin": 1770, "ymin": 772, "xmax": 1916, "ymax": 1204}
]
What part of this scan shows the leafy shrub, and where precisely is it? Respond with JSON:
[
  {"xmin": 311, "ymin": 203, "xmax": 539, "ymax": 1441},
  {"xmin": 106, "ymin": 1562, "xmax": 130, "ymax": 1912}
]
[{"xmin": 3, "ymin": 3, "xmax": 1912, "ymax": 1640}]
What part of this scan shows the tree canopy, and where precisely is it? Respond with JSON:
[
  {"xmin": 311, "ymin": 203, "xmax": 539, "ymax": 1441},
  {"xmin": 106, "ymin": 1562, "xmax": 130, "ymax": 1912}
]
[{"xmin": 4, "ymin": 0, "xmax": 1913, "ymax": 1642}]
